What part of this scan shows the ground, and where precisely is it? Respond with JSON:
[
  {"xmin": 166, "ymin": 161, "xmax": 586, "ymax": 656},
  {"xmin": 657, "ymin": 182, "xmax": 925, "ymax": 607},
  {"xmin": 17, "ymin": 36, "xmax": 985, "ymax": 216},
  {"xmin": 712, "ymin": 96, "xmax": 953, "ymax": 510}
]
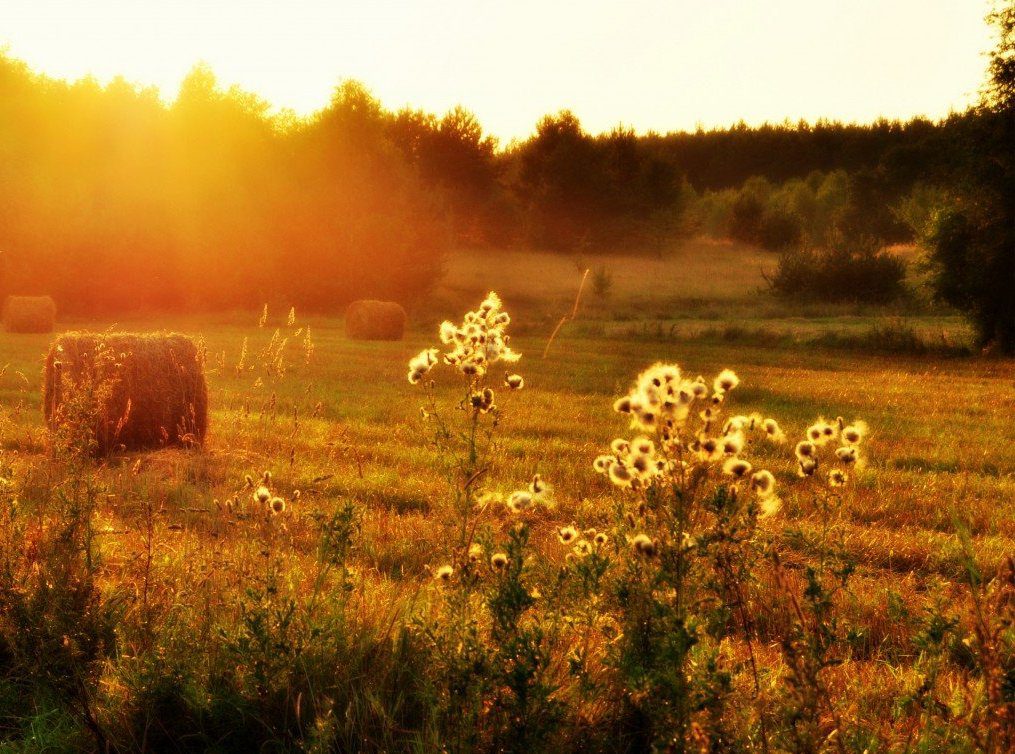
[{"xmin": 0, "ymin": 240, "xmax": 1012, "ymax": 749}]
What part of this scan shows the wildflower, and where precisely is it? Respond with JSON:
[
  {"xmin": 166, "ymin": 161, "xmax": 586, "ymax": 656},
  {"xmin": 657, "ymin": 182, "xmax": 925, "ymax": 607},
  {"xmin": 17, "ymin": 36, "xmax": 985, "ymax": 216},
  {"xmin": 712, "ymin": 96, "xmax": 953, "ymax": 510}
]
[
  {"xmin": 507, "ymin": 490, "xmax": 533, "ymax": 512},
  {"xmin": 253, "ymin": 485, "xmax": 271, "ymax": 505},
  {"xmin": 829, "ymin": 469, "xmax": 847, "ymax": 487},
  {"xmin": 594, "ymin": 532, "xmax": 609, "ymax": 546},
  {"xmin": 558, "ymin": 525, "xmax": 578, "ymax": 544},
  {"xmin": 842, "ymin": 421, "xmax": 867, "ymax": 445},
  {"xmin": 720, "ymin": 433, "xmax": 744, "ymax": 456},
  {"xmin": 835, "ymin": 446, "xmax": 858, "ymax": 465},
  {"xmin": 632, "ymin": 436, "xmax": 654, "ymax": 455},
  {"xmin": 613, "ymin": 396, "xmax": 633, "ymax": 413},
  {"xmin": 593, "ymin": 455, "xmax": 614, "ymax": 473},
  {"xmin": 490, "ymin": 552, "xmax": 509, "ymax": 570},
  {"xmin": 470, "ymin": 388, "xmax": 495, "ymax": 413},
  {"xmin": 439, "ymin": 321, "xmax": 459, "ymax": 344},
  {"xmin": 434, "ymin": 565, "xmax": 454, "ymax": 582},
  {"xmin": 468, "ymin": 543, "xmax": 483, "ymax": 562},
  {"xmin": 608, "ymin": 462, "xmax": 634, "ymax": 488},
  {"xmin": 713, "ymin": 369, "xmax": 739, "ymax": 393},
  {"xmin": 269, "ymin": 497, "xmax": 286, "ymax": 514},
  {"xmin": 610, "ymin": 438, "xmax": 631, "ymax": 455},
  {"xmin": 631, "ymin": 534, "xmax": 657, "ymax": 557},
  {"xmin": 798, "ymin": 458, "xmax": 818, "ymax": 477},
  {"xmin": 573, "ymin": 540, "xmax": 593, "ymax": 557},
  {"xmin": 697, "ymin": 437, "xmax": 721, "ymax": 462},
  {"xmin": 630, "ymin": 452, "xmax": 654, "ymax": 478},
  {"xmin": 750, "ymin": 469, "xmax": 777, "ymax": 498},
  {"xmin": 763, "ymin": 418, "xmax": 785, "ymax": 443},
  {"xmin": 529, "ymin": 474, "xmax": 547, "ymax": 494},
  {"xmin": 504, "ymin": 373, "xmax": 524, "ymax": 390},
  {"xmin": 795, "ymin": 440, "xmax": 817, "ymax": 460},
  {"xmin": 807, "ymin": 420, "xmax": 837, "ymax": 445},
  {"xmin": 723, "ymin": 458, "xmax": 753, "ymax": 479},
  {"xmin": 691, "ymin": 378, "xmax": 709, "ymax": 400}
]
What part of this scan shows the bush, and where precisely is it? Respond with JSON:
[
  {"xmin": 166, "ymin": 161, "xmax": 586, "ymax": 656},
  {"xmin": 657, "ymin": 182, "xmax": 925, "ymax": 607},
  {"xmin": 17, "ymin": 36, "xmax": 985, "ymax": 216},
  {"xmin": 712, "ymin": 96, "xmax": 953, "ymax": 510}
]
[
  {"xmin": 757, "ymin": 206, "xmax": 804, "ymax": 251},
  {"xmin": 772, "ymin": 237, "xmax": 906, "ymax": 303}
]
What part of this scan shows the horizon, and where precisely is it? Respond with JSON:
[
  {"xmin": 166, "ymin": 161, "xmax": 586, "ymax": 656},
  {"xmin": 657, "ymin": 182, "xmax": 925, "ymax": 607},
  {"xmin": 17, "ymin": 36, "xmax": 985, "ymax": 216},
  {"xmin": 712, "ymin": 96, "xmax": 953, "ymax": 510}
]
[{"xmin": 1, "ymin": 0, "xmax": 997, "ymax": 143}]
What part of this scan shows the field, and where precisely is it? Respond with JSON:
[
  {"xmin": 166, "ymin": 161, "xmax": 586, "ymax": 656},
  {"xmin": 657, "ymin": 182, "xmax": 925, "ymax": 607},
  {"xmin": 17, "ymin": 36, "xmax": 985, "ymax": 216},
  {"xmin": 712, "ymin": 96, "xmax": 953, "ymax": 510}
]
[{"xmin": 0, "ymin": 243, "xmax": 1012, "ymax": 751}]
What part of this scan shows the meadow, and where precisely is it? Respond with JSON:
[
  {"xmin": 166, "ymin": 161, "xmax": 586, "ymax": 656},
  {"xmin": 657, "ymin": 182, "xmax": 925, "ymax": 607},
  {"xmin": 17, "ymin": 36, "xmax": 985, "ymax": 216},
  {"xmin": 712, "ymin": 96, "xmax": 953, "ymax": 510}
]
[{"xmin": 0, "ymin": 243, "xmax": 1012, "ymax": 751}]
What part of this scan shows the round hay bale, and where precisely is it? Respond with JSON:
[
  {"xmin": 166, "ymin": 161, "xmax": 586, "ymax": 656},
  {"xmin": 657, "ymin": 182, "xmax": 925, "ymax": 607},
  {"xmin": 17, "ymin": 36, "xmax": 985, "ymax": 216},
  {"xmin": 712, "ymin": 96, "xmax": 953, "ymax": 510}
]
[
  {"xmin": 344, "ymin": 300, "xmax": 406, "ymax": 341},
  {"xmin": 2, "ymin": 295, "xmax": 56, "ymax": 333},
  {"xmin": 43, "ymin": 332, "xmax": 208, "ymax": 455}
]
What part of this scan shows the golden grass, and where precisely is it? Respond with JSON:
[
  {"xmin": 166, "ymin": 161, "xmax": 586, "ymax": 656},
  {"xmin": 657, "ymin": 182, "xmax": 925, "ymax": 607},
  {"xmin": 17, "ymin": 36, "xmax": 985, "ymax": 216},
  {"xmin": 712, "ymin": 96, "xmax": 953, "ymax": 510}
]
[{"xmin": 0, "ymin": 249, "xmax": 1010, "ymax": 748}]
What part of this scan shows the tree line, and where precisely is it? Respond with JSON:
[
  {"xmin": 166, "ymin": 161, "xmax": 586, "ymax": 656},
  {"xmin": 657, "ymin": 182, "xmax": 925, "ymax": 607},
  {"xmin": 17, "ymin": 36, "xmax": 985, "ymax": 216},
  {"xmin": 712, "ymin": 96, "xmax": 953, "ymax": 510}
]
[{"xmin": 0, "ymin": 49, "xmax": 1004, "ymax": 323}]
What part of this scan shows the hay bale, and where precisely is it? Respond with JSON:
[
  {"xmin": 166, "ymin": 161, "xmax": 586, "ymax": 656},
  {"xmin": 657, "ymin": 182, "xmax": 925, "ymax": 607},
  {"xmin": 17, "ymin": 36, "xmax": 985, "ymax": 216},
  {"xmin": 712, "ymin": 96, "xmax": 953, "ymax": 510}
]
[
  {"xmin": 2, "ymin": 295, "xmax": 56, "ymax": 333},
  {"xmin": 43, "ymin": 333, "xmax": 208, "ymax": 454},
  {"xmin": 344, "ymin": 300, "xmax": 406, "ymax": 341}
]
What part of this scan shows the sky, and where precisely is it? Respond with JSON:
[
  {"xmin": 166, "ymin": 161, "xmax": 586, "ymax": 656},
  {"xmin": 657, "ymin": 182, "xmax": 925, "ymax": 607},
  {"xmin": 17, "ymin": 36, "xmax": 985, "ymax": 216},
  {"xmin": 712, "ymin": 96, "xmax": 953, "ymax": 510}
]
[{"xmin": 0, "ymin": 0, "xmax": 997, "ymax": 143}]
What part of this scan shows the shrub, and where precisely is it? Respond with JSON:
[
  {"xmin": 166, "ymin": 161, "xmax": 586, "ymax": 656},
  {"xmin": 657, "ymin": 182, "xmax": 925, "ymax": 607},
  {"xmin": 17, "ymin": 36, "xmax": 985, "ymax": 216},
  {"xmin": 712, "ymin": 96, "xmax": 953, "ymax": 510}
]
[
  {"xmin": 758, "ymin": 206, "xmax": 804, "ymax": 251},
  {"xmin": 772, "ymin": 236, "xmax": 906, "ymax": 303}
]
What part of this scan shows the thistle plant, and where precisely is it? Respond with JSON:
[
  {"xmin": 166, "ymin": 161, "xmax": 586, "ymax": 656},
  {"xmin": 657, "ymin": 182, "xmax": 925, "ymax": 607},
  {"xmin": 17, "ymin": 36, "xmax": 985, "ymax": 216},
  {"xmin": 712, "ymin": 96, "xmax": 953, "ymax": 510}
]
[
  {"xmin": 409, "ymin": 293, "xmax": 564, "ymax": 750},
  {"xmin": 407, "ymin": 291, "xmax": 527, "ymax": 565}
]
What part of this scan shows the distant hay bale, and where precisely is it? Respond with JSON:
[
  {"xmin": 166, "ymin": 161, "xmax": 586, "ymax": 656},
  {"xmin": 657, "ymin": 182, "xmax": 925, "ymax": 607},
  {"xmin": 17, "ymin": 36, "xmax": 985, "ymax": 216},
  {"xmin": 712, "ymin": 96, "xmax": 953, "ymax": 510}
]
[
  {"xmin": 43, "ymin": 333, "xmax": 208, "ymax": 454},
  {"xmin": 344, "ymin": 300, "xmax": 407, "ymax": 341},
  {"xmin": 3, "ymin": 295, "xmax": 56, "ymax": 333}
]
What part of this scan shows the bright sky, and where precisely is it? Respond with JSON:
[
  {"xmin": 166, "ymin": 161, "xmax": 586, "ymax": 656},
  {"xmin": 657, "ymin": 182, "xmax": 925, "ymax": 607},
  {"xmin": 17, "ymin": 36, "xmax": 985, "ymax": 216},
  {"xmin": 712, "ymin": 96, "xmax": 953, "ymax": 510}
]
[{"xmin": 0, "ymin": 0, "xmax": 997, "ymax": 143}]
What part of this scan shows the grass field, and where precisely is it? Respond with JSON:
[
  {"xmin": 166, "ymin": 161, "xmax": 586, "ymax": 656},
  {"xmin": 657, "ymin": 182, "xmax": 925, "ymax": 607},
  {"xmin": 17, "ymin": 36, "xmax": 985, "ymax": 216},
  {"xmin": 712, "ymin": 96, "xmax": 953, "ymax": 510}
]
[{"xmin": 0, "ymin": 244, "xmax": 1012, "ymax": 751}]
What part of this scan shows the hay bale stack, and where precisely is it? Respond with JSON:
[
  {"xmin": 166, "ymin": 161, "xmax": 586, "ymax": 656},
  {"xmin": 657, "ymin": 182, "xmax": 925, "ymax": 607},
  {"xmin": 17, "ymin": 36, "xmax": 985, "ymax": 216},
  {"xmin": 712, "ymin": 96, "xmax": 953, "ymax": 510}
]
[
  {"xmin": 3, "ymin": 295, "xmax": 56, "ymax": 333},
  {"xmin": 43, "ymin": 333, "xmax": 208, "ymax": 454},
  {"xmin": 344, "ymin": 300, "xmax": 407, "ymax": 341}
]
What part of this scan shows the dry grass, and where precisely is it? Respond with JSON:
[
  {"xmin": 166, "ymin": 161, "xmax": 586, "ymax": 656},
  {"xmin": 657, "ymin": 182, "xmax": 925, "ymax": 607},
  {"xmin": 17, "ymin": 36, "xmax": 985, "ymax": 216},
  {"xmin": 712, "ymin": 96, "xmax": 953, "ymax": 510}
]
[{"xmin": 0, "ymin": 247, "xmax": 1011, "ymax": 749}]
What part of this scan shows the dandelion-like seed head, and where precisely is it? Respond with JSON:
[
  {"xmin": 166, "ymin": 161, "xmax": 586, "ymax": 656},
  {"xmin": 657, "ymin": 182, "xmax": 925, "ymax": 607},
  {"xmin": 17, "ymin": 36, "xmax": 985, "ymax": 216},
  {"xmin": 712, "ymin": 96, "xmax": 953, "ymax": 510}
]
[
  {"xmin": 721, "ymin": 433, "xmax": 744, "ymax": 456},
  {"xmin": 835, "ymin": 446, "xmax": 858, "ymax": 465},
  {"xmin": 795, "ymin": 440, "xmax": 817, "ymax": 460},
  {"xmin": 698, "ymin": 437, "xmax": 720, "ymax": 461},
  {"xmin": 608, "ymin": 462, "xmax": 633, "ymax": 488},
  {"xmin": 505, "ymin": 373, "xmax": 524, "ymax": 390},
  {"xmin": 529, "ymin": 474, "xmax": 547, "ymax": 495},
  {"xmin": 507, "ymin": 490, "xmax": 533, "ymax": 512},
  {"xmin": 490, "ymin": 552, "xmax": 509, "ymax": 570},
  {"xmin": 434, "ymin": 565, "xmax": 454, "ymax": 582},
  {"xmin": 691, "ymin": 379, "xmax": 709, "ymax": 400},
  {"xmin": 558, "ymin": 525, "xmax": 578, "ymax": 544},
  {"xmin": 468, "ymin": 543, "xmax": 483, "ymax": 562},
  {"xmin": 750, "ymin": 469, "xmax": 776, "ymax": 497},
  {"xmin": 828, "ymin": 469, "xmax": 848, "ymax": 487},
  {"xmin": 714, "ymin": 369, "xmax": 739, "ymax": 393},
  {"xmin": 763, "ymin": 418, "xmax": 786, "ymax": 443},
  {"xmin": 593, "ymin": 455, "xmax": 613, "ymax": 474},
  {"xmin": 254, "ymin": 485, "xmax": 271, "ymax": 504},
  {"xmin": 594, "ymin": 532, "xmax": 609, "ymax": 546},
  {"xmin": 573, "ymin": 539, "xmax": 593, "ymax": 557},
  {"xmin": 633, "ymin": 436, "xmax": 654, "ymax": 455},
  {"xmin": 842, "ymin": 421, "xmax": 867, "ymax": 445},
  {"xmin": 723, "ymin": 458, "xmax": 753, "ymax": 479},
  {"xmin": 269, "ymin": 497, "xmax": 286, "ymax": 514},
  {"xmin": 631, "ymin": 533, "xmax": 657, "ymax": 557},
  {"xmin": 798, "ymin": 458, "xmax": 818, "ymax": 477}
]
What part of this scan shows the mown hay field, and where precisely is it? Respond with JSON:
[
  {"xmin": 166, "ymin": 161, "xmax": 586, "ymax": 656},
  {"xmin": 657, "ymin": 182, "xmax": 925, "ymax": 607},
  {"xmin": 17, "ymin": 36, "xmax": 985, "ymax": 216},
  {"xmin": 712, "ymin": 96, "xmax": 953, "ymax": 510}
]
[{"xmin": 0, "ymin": 245, "xmax": 1012, "ymax": 750}]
